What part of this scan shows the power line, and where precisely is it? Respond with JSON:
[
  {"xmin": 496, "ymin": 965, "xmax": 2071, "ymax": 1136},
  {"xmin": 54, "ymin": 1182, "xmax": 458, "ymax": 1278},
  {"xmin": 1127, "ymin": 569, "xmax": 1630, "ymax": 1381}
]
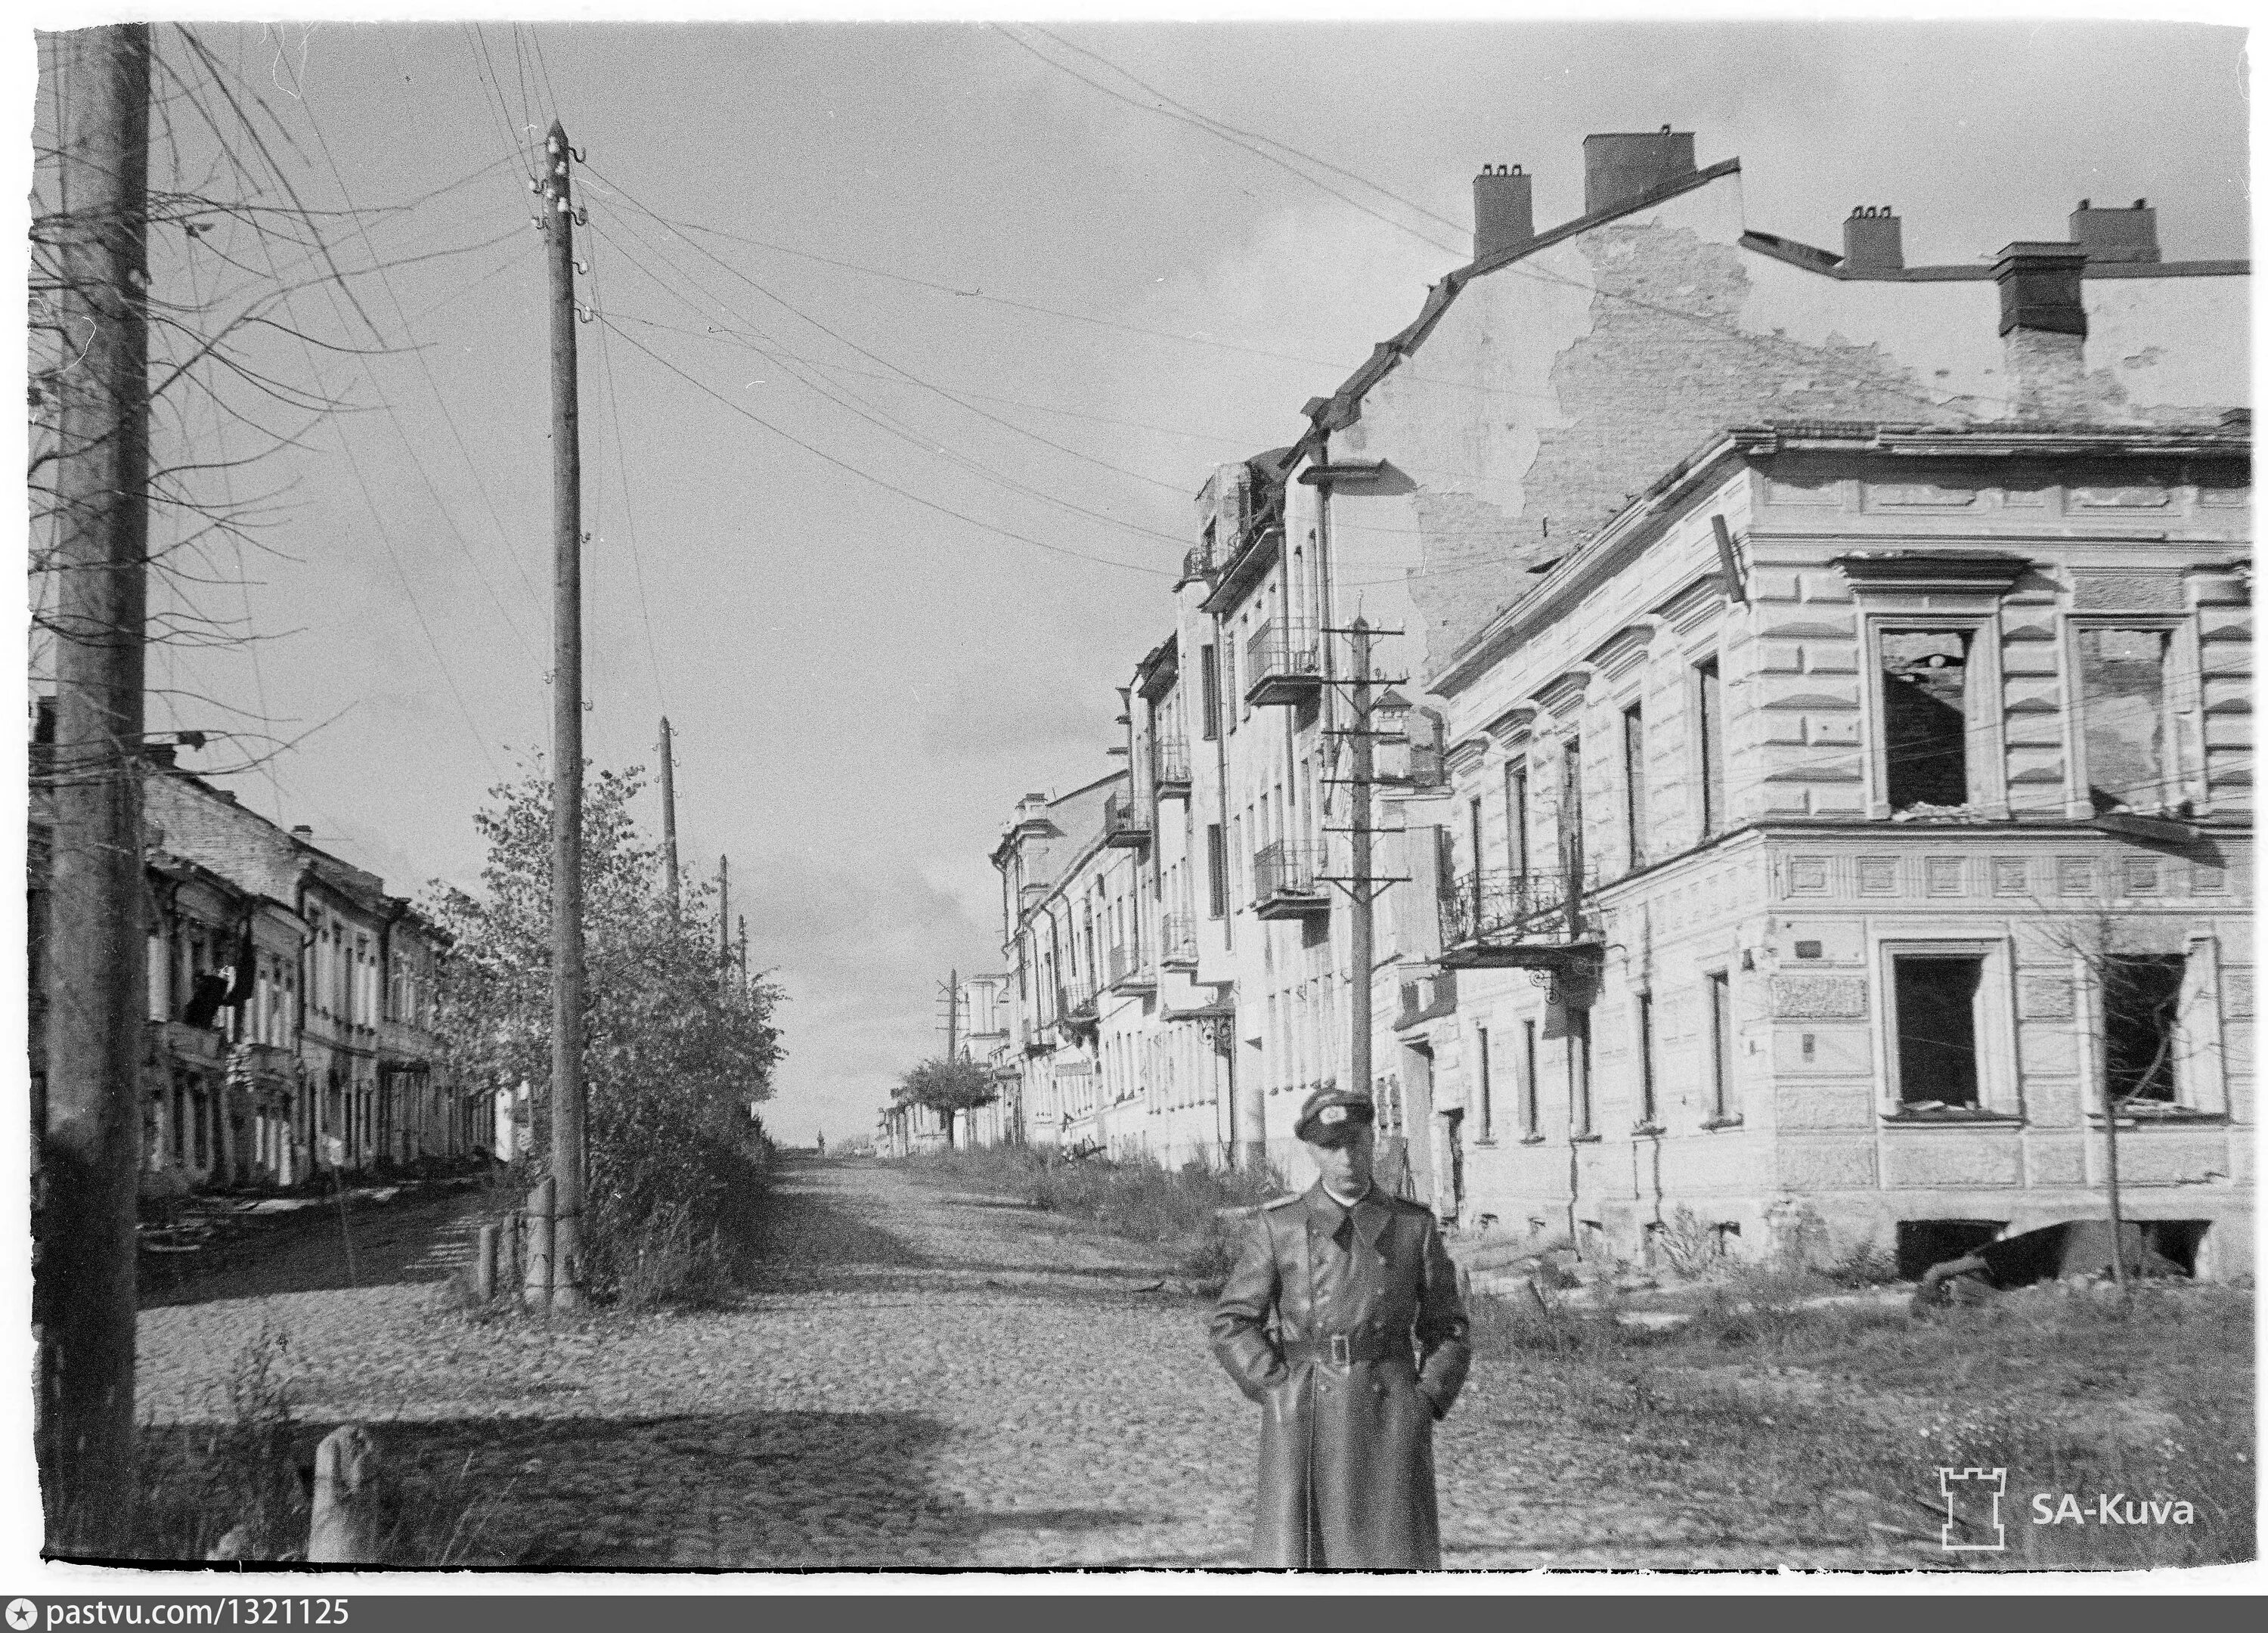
[
  {"xmin": 583, "ymin": 163, "xmax": 1207, "ymax": 503},
  {"xmin": 600, "ymin": 316, "xmax": 1173, "ymax": 579},
  {"xmin": 583, "ymin": 234, "xmax": 673, "ymax": 717},
  {"xmin": 589, "ymin": 226, "xmax": 1194, "ymax": 548}
]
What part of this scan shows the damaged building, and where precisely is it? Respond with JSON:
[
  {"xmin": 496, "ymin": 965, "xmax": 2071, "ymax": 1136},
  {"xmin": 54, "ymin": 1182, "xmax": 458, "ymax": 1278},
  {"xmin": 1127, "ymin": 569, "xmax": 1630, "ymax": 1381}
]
[{"xmin": 978, "ymin": 127, "xmax": 2250, "ymax": 1277}]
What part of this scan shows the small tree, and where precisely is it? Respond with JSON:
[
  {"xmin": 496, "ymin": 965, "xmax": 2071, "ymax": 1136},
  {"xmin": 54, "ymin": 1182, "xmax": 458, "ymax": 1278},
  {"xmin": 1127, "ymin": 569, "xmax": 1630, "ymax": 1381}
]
[{"xmin": 894, "ymin": 1055, "xmax": 996, "ymax": 1149}]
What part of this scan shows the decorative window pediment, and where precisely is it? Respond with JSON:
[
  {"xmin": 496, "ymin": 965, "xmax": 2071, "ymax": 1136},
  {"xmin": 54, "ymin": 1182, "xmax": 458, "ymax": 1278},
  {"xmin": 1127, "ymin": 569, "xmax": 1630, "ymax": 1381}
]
[{"xmin": 1833, "ymin": 550, "xmax": 2030, "ymax": 598}]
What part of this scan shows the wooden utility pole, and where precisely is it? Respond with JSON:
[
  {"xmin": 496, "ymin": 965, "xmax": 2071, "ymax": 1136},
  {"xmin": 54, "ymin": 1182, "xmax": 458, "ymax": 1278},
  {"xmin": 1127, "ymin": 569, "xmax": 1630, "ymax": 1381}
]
[
  {"xmin": 945, "ymin": 968, "xmax": 960, "ymax": 1061},
  {"xmin": 540, "ymin": 119, "xmax": 586, "ymax": 1310},
  {"xmin": 736, "ymin": 916, "xmax": 749, "ymax": 991},
  {"xmin": 717, "ymin": 854, "xmax": 730, "ymax": 964},
  {"xmin": 658, "ymin": 715, "xmax": 680, "ymax": 917},
  {"xmin": 35, "ymin": 23, "xmax": 151, "ymax": 1551},
  {"xmin": 1347, "ymin": 619, "xmax": 1376, "ymax": 1118}
]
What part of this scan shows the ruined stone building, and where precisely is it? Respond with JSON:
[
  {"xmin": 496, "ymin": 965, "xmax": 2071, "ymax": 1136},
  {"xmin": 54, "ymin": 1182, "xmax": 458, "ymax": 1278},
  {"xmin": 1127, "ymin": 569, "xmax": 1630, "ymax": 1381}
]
[{"xmin": 978, "ymin": 129, "xmax": 2249, "ymax": 1272}]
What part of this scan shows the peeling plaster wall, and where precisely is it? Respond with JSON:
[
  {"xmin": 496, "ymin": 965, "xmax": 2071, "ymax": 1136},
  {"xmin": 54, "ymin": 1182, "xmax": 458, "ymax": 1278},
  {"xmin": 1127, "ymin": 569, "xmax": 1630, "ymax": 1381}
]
[{"xmin": 1340, "ymin": 168, "xmax": 2250, "ymax": 674}]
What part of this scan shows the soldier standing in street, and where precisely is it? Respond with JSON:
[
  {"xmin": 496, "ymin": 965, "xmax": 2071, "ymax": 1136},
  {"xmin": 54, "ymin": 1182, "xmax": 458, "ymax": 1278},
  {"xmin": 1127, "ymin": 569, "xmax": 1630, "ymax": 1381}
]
[{"xmin": 1210, "ymin": 1086, "xmax": 1472, "ymax": 1569}]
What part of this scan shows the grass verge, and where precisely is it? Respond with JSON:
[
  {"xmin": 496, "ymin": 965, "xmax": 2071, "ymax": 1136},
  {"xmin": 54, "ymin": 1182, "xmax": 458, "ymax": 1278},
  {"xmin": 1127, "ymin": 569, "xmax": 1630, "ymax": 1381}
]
[
  {"xmin": 1471, "ymin": 1271, "xmax": 2254, "ymax": 1569},
  {"xmin": 900, "ymin": 1145, "xmax": 1285, "ymax": 1287}
]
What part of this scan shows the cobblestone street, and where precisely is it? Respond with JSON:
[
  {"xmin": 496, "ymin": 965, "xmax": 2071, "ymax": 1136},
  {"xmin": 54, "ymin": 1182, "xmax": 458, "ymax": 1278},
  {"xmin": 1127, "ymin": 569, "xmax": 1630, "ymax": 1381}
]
[{"xmin": 139, "ymin": 1157, "xmax": 1878, "ymax": 1570}]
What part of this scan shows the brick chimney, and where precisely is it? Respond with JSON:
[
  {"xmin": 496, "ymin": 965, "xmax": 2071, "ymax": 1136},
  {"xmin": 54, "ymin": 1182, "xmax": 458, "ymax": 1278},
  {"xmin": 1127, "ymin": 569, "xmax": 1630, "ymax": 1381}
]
[
  {"xmin": 2069, "ymin": 197, "xmax": 2159, "ymax": 264},
  {"xmin": 1842, "ymin": 206, "xmax": 1904, "ymax": 272},
  {"xmin": 1581, "ymin": 126, "xmax": 1696, "ymax": 216},
  {"xmin": 1994, "ymin": 241, "xmax": 2090, "ymax": 420},
  {"xmin": 1473, "ymin": 163, "xmax": 1534, "ymax": 262}
]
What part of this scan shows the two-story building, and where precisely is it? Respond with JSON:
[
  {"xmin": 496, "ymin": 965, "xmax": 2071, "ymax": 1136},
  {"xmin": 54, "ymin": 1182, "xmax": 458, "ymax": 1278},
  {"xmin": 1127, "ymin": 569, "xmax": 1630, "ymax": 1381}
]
[{"xmin": 1429, "ymin": 420, "xmax": 2251, "ymax": 1278}]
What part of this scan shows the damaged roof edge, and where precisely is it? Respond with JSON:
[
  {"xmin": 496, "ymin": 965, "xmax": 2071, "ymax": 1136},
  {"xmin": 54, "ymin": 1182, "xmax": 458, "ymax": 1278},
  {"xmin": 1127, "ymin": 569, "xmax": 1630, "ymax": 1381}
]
[{"xmin": 1293, "ymin": 157, "xmax": 1746, "ymax": 454}]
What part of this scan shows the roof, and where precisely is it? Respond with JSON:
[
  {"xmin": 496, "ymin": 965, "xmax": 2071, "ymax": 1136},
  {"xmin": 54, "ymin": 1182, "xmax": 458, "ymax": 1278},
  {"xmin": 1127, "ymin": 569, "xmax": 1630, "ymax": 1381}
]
[
  {"xmin": 1740, "ymin": 228, "xmax": 2248, "ymax": 283},
  {"xmin": 1433, "ymin": 416, "xmax": 2253, "ymax": 694}
]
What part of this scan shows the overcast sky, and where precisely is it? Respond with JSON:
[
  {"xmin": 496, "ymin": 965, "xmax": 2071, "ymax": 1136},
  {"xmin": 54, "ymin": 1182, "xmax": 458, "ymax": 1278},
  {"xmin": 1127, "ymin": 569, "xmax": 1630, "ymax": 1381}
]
[{"xmin": 36, "ymin": 17, "xmax": 2248, "ymax": 1144}]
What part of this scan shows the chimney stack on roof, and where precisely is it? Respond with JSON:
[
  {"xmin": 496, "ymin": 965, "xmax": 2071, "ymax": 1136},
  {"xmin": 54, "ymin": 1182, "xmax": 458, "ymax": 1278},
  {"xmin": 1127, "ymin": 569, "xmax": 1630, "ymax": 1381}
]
[
  {"xmin": 1581, "ymin": 125, "xmax": 1696, "ymax": 217},
  {"xmin": 1842, "ymin": 206, "xmax": 1904, "ymax": 272},
  {"xmin": 1472, "ymin": 163, "xmax": 1535, "ymax": 262},
  {"xmin": 290, "ymin": 823, "xmax": 314, "ymax": 841},
  {"xmin": 2069, "ymin": 197, "xmax": 2159, "ymax": 264},
  {"xmin": 1995, "ymin": 240, "xmax": 2092, "ymax": 420}
]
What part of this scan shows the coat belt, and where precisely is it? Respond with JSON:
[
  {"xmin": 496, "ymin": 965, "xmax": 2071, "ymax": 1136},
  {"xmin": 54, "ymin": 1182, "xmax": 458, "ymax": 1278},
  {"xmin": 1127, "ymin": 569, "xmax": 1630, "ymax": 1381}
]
[{"xmin": 1281, "ymin": 1330, "xmax": 1403, "ymax": 1367}]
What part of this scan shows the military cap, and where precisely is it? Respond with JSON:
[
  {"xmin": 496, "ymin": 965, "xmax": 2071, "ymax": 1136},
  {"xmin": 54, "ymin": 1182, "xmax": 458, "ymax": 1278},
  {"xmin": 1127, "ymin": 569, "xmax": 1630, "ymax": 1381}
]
[{"xmin": 1294, "ymin": 1085, "xmax": 1377, "ymax": 1146}]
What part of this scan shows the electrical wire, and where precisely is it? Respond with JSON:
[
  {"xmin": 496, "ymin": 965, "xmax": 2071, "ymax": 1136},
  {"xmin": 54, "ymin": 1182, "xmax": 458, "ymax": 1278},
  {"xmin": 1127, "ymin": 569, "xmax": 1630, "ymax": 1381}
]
[{"xmin": 600, "ymin": 315, "xmax": 1173, "ymax": 578}]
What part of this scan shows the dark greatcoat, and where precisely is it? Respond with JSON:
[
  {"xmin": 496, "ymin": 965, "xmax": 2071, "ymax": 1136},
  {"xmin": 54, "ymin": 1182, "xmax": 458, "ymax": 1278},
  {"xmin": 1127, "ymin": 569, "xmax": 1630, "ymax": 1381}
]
[{"xmin": 1209, "ymin": 1182, "xmax": 1472, "ymax": 1569}]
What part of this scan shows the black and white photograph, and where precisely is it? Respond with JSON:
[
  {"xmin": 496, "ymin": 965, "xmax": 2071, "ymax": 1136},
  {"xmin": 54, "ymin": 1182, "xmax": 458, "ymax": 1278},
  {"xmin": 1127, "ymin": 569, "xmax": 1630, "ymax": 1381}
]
[{"xmin": 18, "ymin": 5, "xmax": 2258, "ymax": 1585}]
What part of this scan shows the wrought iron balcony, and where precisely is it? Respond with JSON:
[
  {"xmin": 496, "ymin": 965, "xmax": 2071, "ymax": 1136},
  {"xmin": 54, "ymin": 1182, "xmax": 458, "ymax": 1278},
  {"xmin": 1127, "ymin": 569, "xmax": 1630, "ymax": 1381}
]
[
  {"xmin": 1152, "ymin": 735, "xmax": 1191, "ymax": 797},
  {"xmin": 1107, "ymin": 940, "xmax": 1154, "ymax": 994},
  {"xmin": 1159, "ymin": 912, "xmax": 1198, "ymax": 968},
  {"xmin": 1438, "ymin": 869, "xmax": 1600, "ymax": 971},
  {"xmin": 1055, "ymin": 975, "xmax": 1098, "ymax": 1030},
  {"xmin": 1103, "ymin": 786, "xmax": 1150, "ymax": 849},
  {"xmin": 1179, "ymin": 541, "xmax": 1219, "ymax": 585},
  {"xmin": 1243, "ymin": 620, "xmax": 1322, "ymax": 707},
  {"xmin": 1253, "ymin": 841, "xmax": 1330, "ymax": 921}
]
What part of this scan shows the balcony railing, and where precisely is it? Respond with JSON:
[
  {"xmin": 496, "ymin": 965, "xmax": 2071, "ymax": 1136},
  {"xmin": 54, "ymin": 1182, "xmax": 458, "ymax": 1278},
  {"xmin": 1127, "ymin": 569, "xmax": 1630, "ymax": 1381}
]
[
  {"xmin": 1103, "ymin": 786, "xmax": 1151, "ymax": 849},
  {"xmin": 1438, "ymin": 869, "xmax": 1597, "ymax": 968},
  {"xmin": 1159, "ymin": 912, "xmax": 1198, "ymax": 968},
  {"xmin": 1108, "ymin": 940, "xmax": 1154, "ymax": 993},
  {"xmin": 1179, "ymin": 541, "xmax": 1219, "ymax": 584},
  {"xmin": 1244, "ymin": 620, "xmax": 1323, "ymax": 707},
  {"xmin": 1152, "ymin": 735, "xmax": 1191, "ymax": 795},
  {"xmin": 1253, "ymin": 841, "xmax": 1330, "ymax": 920},
  {"xmin": 1055, "ymin": 975, "xmax": 1098, "ymax": 1027}
]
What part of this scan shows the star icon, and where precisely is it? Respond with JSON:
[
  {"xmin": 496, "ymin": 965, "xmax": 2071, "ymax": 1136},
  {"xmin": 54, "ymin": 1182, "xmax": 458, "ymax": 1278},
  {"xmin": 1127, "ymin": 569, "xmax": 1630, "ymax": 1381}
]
[{"xmin": 8, "ymin": 1599, "xmax": 38, "ymax": 1631}]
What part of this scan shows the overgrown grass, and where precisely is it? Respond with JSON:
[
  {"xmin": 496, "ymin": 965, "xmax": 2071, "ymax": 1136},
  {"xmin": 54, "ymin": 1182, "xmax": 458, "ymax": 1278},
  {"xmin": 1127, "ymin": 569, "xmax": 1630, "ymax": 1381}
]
[
  {"xmin": 1470, "ymin": 1275, "xmax": 2255, "ymax": 1569},
  {"xmin": 108, "ymin": 1328, "xmax": 499, "ymax": 1565},
  {"xmin": 902, "ymin": 1145, "xmax": 1285, "ymax": 1287}
]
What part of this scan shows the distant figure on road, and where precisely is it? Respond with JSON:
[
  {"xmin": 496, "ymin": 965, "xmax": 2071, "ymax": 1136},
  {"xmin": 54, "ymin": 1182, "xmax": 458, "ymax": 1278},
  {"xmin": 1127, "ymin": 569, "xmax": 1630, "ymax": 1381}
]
[
  {"xmin": 1209, "ymin": 1086, "xmax": 1471, "ymax": 1569},
  {"xmin": 815, "ymin": 1130, "xmax": 826, "ymax": 1157}
]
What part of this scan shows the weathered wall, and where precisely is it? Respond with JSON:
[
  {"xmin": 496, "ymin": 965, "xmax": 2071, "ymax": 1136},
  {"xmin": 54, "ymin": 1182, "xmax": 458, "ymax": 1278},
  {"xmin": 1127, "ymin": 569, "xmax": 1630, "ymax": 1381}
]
[{"xmin": 1338, "ymin": 169, "xmax": 2250, "ymax": 669}]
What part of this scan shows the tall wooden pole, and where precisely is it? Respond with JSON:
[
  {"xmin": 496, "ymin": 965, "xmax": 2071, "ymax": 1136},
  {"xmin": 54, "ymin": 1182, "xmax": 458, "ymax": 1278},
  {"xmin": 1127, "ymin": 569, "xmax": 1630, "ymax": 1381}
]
[
  {"xmin": 541, "ymin": 119, "xmax": 585, "ymax": 1309},
  {"xmin": 946, "ymin": 968, "xmax": 959, "ymax": 1061},
  {"xmin": 718, "ymin": 854, "xmax": 730, "ymax": 965},
  {"xmin": 35, "ymin": 23, "xmax": 151, "ymax": 1551},
  {"xmin": 658, "ymin": 715, "xmax": 680, "ymax": 918},
  {"xmin": 737, "ymin": 916, "xmax": 749, "ymax": 990},
  {"xmin": 1348, "ymin": 619, "xmax": 1376, "ymax": 1120}
]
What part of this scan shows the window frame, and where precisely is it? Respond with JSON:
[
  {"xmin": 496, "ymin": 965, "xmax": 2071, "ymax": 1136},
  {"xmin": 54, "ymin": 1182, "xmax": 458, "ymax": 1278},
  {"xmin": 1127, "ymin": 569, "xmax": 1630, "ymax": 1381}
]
[
  {"xmin": 2059, "ymin": 612, "xmax": 2199, "ymax": 819},
  {"xmin": 1692, "ymin": 653, "xmax": 1727, "ymax": 839},
  {"xmin": 1473, "ymin": 1025, "xmax": 1494, "ymax": 1144},
  {"xmin": 1703, "ymin": 967, "xmax": 1741, "ymax": 1126},
  {"xmin": 1858, "ymin": 611, "xmax": 2009, "ymax": 819},
  {"xmin": 1621, "ymin": 699, "xmax": 1648, "ymax": 873},
  {"xmin": 1634, "ymin": 990, "xmax": 1659, "ymax": 1129},
  {"xmin": 1519, "ymin": 1018, "xmax": 1541, "ymax": 1140},
  {"xmin": 1873, "ymin": 934, "xmax": 2019, "ymax": 1118}
]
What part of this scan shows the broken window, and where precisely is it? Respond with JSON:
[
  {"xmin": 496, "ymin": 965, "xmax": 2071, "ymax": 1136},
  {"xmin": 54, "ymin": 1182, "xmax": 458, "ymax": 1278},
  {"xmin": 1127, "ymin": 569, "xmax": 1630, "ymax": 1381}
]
[
  {"xmin": 1881, "ymin": 629, "xmax": 1972, "ymax": 810},
  {"xmin": 2076, "ymin": 627, "xmax": 2173, "ymax": 814},
  {"xmin": 2102, "ymin": 953, "xmax": 2186, "ymax": 1104},
  {"xmin": 1892, "ymin": 955, "xmax": 1984, "ymax": 1106}
]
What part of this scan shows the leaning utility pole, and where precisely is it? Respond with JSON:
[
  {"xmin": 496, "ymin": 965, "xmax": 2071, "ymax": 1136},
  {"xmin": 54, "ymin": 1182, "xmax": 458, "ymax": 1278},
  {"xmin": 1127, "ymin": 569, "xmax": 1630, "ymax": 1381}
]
[
  {"xmin": 540, "ymin": 119, "xmax": 586, "ymax": 1310},
  {"xmin": 658, "ymin": 715, "xmax": 680, "ymax": 917},
  {"xmin": 35, "ymin": 23, "xmax": 151, "ymax": 1551},
  {"xmin": 1346, "ymin": 619, "xmax": 1376, "ymax": 1117}
]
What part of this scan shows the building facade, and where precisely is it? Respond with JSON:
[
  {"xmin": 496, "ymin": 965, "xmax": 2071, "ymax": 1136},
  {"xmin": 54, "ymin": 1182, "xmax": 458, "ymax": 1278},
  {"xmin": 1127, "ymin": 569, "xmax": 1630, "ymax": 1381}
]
[
  {"xmin": 969, "ymin": 128, "xmax": 2250, "ymax": 1275},
  {"xmin": 1429, "ymin": 423, "xmax": 2251, "ymax": 1278}
]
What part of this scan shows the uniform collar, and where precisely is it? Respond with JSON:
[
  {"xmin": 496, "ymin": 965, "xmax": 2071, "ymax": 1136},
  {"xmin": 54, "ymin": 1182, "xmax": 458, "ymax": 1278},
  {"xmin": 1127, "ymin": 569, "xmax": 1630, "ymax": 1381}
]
[{"xmin": 1304, "ymin": 1180, "xmax": 1391, "ymax": 1248}]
